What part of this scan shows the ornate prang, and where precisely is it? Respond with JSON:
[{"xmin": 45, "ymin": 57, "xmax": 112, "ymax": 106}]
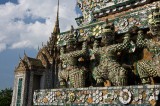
[{"xmin": 12, "ymin": 0, "xmax": 160, "ymax": 105}]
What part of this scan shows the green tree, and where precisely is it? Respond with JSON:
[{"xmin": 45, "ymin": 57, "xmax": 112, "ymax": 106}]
[{"xmin": 0, "ymin": 88, "xmax": 12, "ymax": 106}]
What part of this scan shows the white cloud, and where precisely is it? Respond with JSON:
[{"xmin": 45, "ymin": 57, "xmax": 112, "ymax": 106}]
[
  {"xmin": 0, "ymin": 0, "xmax": 79, "ymax": 51},
  {"xmin": 10, "ymin": 40, "xmax": 32, "ymax": 49},
  {"xmin": 0, "ymin": 43, "xmax": 6, "ymax": 52}
]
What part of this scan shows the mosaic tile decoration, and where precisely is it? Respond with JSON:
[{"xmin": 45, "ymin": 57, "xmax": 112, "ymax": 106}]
[
  {"xmin": 77, "ymin": 0, "xmax": 150, "ymax": 24},
  {"xmin": 33, "ymin": 85, "xmax": 160, "ymax": 105},
  {"xmin": 58, "ymin": 1, "xmax": 160, "ymax": 46}
]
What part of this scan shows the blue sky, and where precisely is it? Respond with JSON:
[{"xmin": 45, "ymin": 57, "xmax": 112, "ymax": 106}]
[
  {"xmin": 0, "ymin": 0, "xmax": 18, "ymax": 4},
  {"xmin": 0, "ymin": 0, "xmax": 81, "ymax": 90}
]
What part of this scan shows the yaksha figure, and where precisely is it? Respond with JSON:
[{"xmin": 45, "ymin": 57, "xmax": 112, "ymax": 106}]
[
  {"xmin": 92, "ymin": 20, "xmax": 131, "ymax": 86},
  {"xmin": 58, "ymin": 27, "xmax": 87, "ymax": 88},
  {"xmin": 136, "ymin": 7, "xmax": 160, "ymax": 84}
]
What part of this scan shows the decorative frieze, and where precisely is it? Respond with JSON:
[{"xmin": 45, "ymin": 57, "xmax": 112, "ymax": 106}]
[
  {"xmin": 58, "ymin": 1, "xmax": 160, "ymax": 46},
  {"xmin": 77, "ymin": 0, "xmax": 150, "ymax": 24},
  {"xmin": 33, "ymin": 85, "xmax": 160, "ymax": 105}
]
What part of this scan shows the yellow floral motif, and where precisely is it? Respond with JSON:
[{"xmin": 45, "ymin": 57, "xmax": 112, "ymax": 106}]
[
  {"xmin": 93, "ymin": 25, "xmax": 102, "ymax": 36},
  {"xmin": 80, "ymin": 29, "xmax": 84, "ymax": 33},
  {"xmin": 56, "ymin": 91, "xmax": 61, "ymax": 96}
]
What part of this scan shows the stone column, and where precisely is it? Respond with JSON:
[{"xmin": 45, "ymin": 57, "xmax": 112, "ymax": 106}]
[
  {"xmin": 11, "ymin": 73, "xmax": 18, "ymax": 106},
  {"xmin": 40, "ymin": 72, "xmax": 45, "ymax": 89}
]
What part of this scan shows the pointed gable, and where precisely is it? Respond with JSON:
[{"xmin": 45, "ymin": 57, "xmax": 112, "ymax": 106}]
[
  {"xmin": 15, "ymin": 59, "xmax": 28, "ymax": 72},
  {"xmin": 37, "ymin": 47, "xmax": 53, "ymax": 64}
]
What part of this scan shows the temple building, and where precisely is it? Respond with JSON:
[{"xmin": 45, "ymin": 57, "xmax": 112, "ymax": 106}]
[
  {"xmin": 11, "ymin": 1, "xmax": 60, "ymax": 105},
  {"xmin": 12, "ymin": 0, "xmax": 160, "ymax": 106}
]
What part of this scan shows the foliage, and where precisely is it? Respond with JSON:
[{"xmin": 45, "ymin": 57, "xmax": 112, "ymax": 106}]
[{"xmin": 0, "ymin": 88, "xmax": 12, "ymax": 106}]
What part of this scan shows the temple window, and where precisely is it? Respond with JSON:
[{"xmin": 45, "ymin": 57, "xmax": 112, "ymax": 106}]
[{"xmin": 16, "ymin": 78, "xmax": 23, "ymax": 106}]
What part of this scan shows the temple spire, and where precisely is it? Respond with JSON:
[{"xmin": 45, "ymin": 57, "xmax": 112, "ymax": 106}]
[{"xmin": 53, "ymin": 0, "xmax": 60, "ymax": 34}]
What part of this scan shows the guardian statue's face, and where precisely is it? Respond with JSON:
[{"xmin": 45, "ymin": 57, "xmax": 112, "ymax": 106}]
[
  {"xmin": 66, "ymin": 42, "xmax": 75, "ymax": 52},
  {"xmin": 101, "ymin": 31, "xmax": 114, "ymax": 46},
  {"xmin": 149, "ymin": 24, "xmax": 160, "ymax": 36},
  {"xmin": 66, "ymin": 38, "xmax": 77, "ymax": 52},
  {"xmin": 148, "ymin": 8, "xmax": 160, "ymax": 36},
  {"xmin": 66, "ymin": 29, "xmax": 76, "ymax": 52}
]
